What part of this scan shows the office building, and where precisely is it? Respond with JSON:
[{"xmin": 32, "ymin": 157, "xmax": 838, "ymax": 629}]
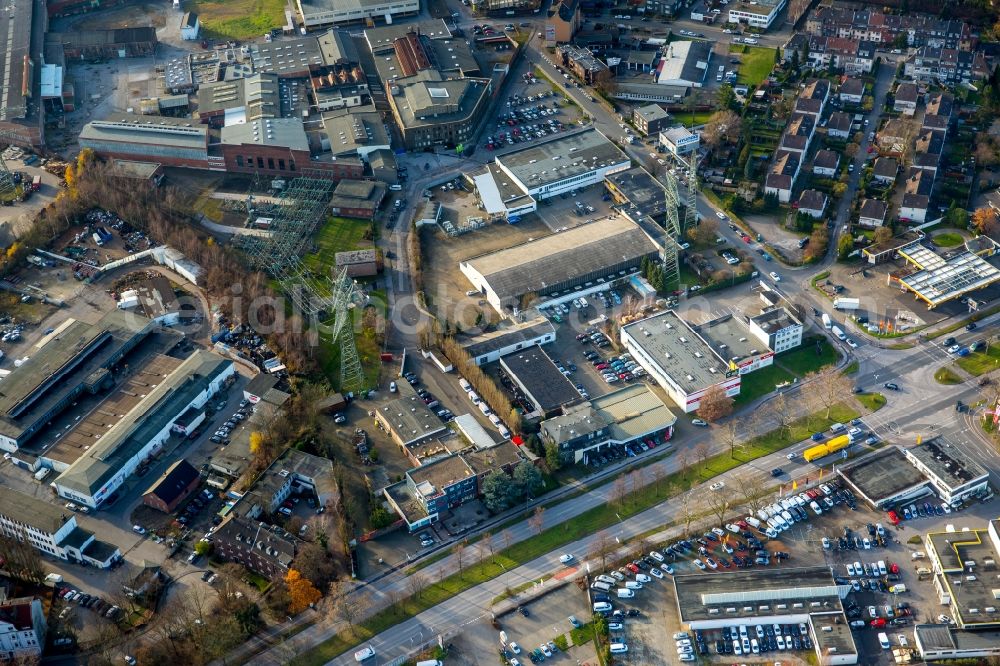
[
  {"xmin": 0, "ymin": 486, "xmax": 121, "ymax": 569},
  {"xmin": 499, "ymin": 347, "xmax": 580, "ymax": 416},
  {"xmin": 462, "ymin": 318, "xmax": 556, "ymax": 366}
]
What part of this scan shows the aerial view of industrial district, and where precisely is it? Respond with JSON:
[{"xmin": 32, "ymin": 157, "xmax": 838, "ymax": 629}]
[{"xmin": 2, "ymin": 0, "xmax": 1000, "ymax": 664}]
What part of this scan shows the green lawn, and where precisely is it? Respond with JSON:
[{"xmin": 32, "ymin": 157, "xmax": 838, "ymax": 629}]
[
  {"xmin": 302, "ymin": 216, "xmax": 374, "ymax": 278},
  {"xmin": 680, "ymin": 111, "xmax": 715, "ymax": 127},
  {"xmin": 842, "ymin": 360, "xmax": 860, "ymax": 375},
  {"xmin": 570, "ymin": 622, "xmax": 596, "ymax": 647},
  {"xmin": 934, "ymin": 366, "xmax": 963, "ymax": 385},
  {"xmin": 776, "ymin": 336, "xmax": 840, "ymax": 376},
  {"xmin": 316, "ymin": 291, "xmax": 385, "ymax": 392},
  {"xmin": 736, "ymin": 47, "xmax": 778, "ymax": 87},
  {"xmin": 290, "ymin": 403, "xmax": 858, "ymax": 666},
  {"xmin": 734, "ymin": 365, "xmax": 796, "ymax": 405},
  {"xmin": 182, "ymin": 0, "xmax": 285, "ymax": 40},
  {"xmin": 933, "ymin": 232, "xmax": 965, "ymax": 248},
  {"xmin": 956, "ymin": 345, "xmax": 1000, "ymax": 376},
  {"xmin": 856, "ymin": 393, "xmax": 886, "ymax": 412}
]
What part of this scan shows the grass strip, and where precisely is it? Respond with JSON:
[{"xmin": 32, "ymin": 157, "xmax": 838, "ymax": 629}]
[
  {"xmin": 956, "ymin": 345, "xmax": 1000, "ymax": 376},
  {"xmin": 290, "ymin": 404, "xmax": 858, "ymax": 665},
  {"xmin": 934, "ymin": 366, "xmax": 963, "ymax": 385},
  {"xmin": 926, "ymin": 303, "xmax": 1000, "ymax": 339},
  {"xmin": 856, "ymin": 393, "xmax": 886, "ymax": 412}
]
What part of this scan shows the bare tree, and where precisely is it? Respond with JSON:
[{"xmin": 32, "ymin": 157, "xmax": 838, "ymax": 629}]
[
  {"xmin": 740, "ymin": 480, "xmax": 769, "ymax": 517},
  {"xmin": 501, "ymin": 528, "xmax": 513, "ymax": 552},
  {"xmin": 611, "ymin": 475, "xmax": 628, "ymax": 507},
  {"xmin": 678, "ymin": 492, "xmax": 696, "ymax": 538},
  {"xmin": 452, "ymin": 543, "xmax": 466, "ymax": 577},
  {"xmin": 810, "ymin": 367, "xmax": 854, "ymax": 419},
  {"xmin": 765, "ymin": 393, "xmax": 793, "ymax": 436},
  {"xmin": 708, "ymin": 492, "xmax": 731, "ymax": 527},
  {"xmin": 719, "ymin": 420, "xmax": 742, "ymax": 459},
  {"xmin": 405, "ymin": 572, "xmax": 426, "ymax": 599},
  {"xmin": 628, "ymin": 469, "xmax": 644, "ymax": 496},
  {"xmin": 694, "ymin": 441, "xmax": 711, "ymax": 469},
  {"xmin": 528, "ymin": 507, "xmax": 545, "ymax": 536},
  {"xmin": 589, "ymin": 530, "xmax": 617, "ymax": 571},
  {"xmin": 651, "ymin": 466, "xmax": 667, "ymax": 494},
  {"xmin": 676, "ymin": 447, "xmax": 692, "ymax": 481}
]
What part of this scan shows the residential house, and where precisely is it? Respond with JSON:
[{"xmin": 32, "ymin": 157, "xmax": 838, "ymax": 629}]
[
  {"xmin": 805, "ymin": 7, "xmax": 973, "ymax": 51},
  {"xmin": 904, "ymin": 46, "xmax": 989, "ymax": 85},
  {"xmin": 212, "ymin": 515, "xmax": 296, "ymax": 580},
  {"xmin": 901, "ymin": 167, "xmax": 933, "ymax": 223},
  {"xmin": 925, "ymin": 92, "xmax": 955, "ymax": 121},
  {"xmin": 802, "ymin": 36, "xmax": 877, "ymax": 74},
  {"xmin": 796, "ymin": 189, "xmax": 827, "ymax": 219},
  {"xmin": 826, "ymin": 111, "xmax": 853, "ymax": 139},
  {"xmin": 858, "ymin": 198, "xmax": 888, "ymax": 228},
  {"xmin": 872, "ymin": 157, "xmax": 898, "ymax": 186},
  {"xmin": 839, "ymin": 77, "xmax": 865, "ymax": 104},
  {"xmin": 813, "ymin": 149, "xmax": 839, "ymax": 177},
  {"xmin": 0, "ymin": 597, "xmax": 45, "ymax": 661},
  {"xmin": 765, "ymin": 151, "xmax": 799, "ymax": 203},
  {"xmin": 779, "ymin": 113, "xmax": 815, "ymax": 154},
  {"xmin": 914, "ymin": 129, "xmax": 944, "ymax": 176},
  {"xmin": 877, "ymin": 118, "xmax": 913, "ymax": 157},
  {"xmin": 894, "ymin": 82, "xmax": 919, "ymax": 115}
]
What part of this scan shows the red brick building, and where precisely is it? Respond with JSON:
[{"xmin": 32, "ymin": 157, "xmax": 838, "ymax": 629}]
[
  {"xmin": 219, "ymin": 118, "xmax": 362, "ymax": 178},
  {"xmin": 142, "ymin": 459, "xmax": 201, "ymax": 514}
]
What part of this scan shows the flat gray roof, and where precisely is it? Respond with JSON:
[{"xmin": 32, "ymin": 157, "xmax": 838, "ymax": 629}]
[
  {"xmin": 220, "ymin": 117, "xmax": 310, "ymax": 151},
  {"xmin": 0, "ymin": 310, "xmax": 154, "ymax": 443},
  {"xmin": 462, "ymin": 217, "xmax": 659, "ymax": 303},
  {"xmin": 542, "ymin": 383, "xmax": 676, "ymax": 445},
  {"xmin": 695, "ymin": 313, "xmax": 769, "ymax": 361},
  {"xmin": 605, "ymin": 167, "xmax": 670, "ymax": 219},
  {"xmin": 55, "ymin": 351, "xmax": 232, "ymax": 499},
  {"xmin": 364, "ymin": 20, "xmax": 452, "ymax": 53},
  {"xmin": 898, "ymin": 242, "xmax": 1000, "ymax": 307},
  {"xmin": 622, "ymin": 310, "xmax": 728, "ymax": 394},
  {"xmin": 0, "ymin": 486, "xmax": 72, "ymax": 536},
  {"xmin": 907, "ymin": 439, "xmax": 988, "ymax": 490},
  {"xmin": 80, "ymin": 114, "xmax": 208, "ymax": 151},
  {"xmin": 674, "ymin": 566, "xmax": 843, "ymax": 624},
  {"xmin": 250, "ymin": 35, "xmax": 324, "ymax": 74},
  {"xmin": 496, "ymin": 128, "xmax": 629, "ymax": 191},
  {"xmin": 500, "ymin": 347, "xmax": 580, "ymax": 413},
  {"xmin": 463, "ymin": 318, "xmax": 555, "ymax": 359},
  {"xmin": 811, "ymin": 613, "xmax": 858, "ymax": 658},
  {"xmin": 915, "ymin": 624, "xmax": 1000, "ymax": 652},
  {"xmin": 925, "ymin": 528, "xmax": 1000, "ymax": 627},
  {"xmin": 377, "ymin": 384, "xmax": 448, "ymax": 446},
  {"xmin": 0, "ymin": 0, "xmax": 33, "ymax": 122},
  {"xmin": 837, "ymin": 446, "xmax": 928, "ymax": 505}
]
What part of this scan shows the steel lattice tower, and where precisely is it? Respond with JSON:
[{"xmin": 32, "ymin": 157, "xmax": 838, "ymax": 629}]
[
  {"xmin": 232, "ymin": 175, "xmax": 370, "ymax": 393},
  {"xmin": 683, "ymin": 152, "xmax": 699, "ymax": 236},
  {"xmin": 661, "ymin": 169, "xmax": 683, "ymax": 292}
]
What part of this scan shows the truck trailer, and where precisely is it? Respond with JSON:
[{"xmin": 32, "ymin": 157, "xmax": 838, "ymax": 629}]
[
  {"xmin": 803, "ymin": 435, "xmax": 850, "ymax": 462},
  {"xmin": 833, "ymin": 297, "xmax": 860, "ymax": 310}
]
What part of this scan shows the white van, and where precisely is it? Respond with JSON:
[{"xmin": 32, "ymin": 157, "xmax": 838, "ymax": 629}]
[
  {"xmin": 416, "ymin": 661, "xmax": 443, "ymax": 666},
  {"xmin": 889, "ymin": 584, "xmax": 907, "ymax": 594},
  {"xmin": 459, "ymin": 378, "xmax": 472, "ymax": 392},
  {"xmin": 877, "ymin": 632, "xmax": 890, "ymax": 649},
  {"xmin": 609, "ymin": 643, "xmax": 628, "ymax": 654},
  {"xmin": 617, "ymin": 588, "xmax": 635, "ymax": 599},
  {"xmin": 635, "ymin": 573, "xmax": 652, "ymax": 583},
  {"xmin": 877, "ymin": 560, "xmax": 887, "ymax": 575},
  {"xmin": 468, "ymin": 390, "xmax": 480, "ymax": 404},
  {"xmin": 591, "ymin": 581, "xmax": 612, "ymax": 592},
  {"xmin": 479, "ymin": 402, "xmax": 491, "ymax": 416},
  {"xmin": 830, "ymin": 422, "xmax": 847, "ymax": 433},
  {"xmin": 625, "ymin": 581, "xmax": 642, "ymax": 590},
  {"xmin": 745, "ymin": 515, "xmax": 761, "ymax": 528},
  {"xmin": 593, "ymin": 601, "xmax": 613, "ymax": 613}
]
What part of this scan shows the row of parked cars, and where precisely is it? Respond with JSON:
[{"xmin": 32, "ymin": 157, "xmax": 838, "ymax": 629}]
[
  {"xmin": 750, "ymin": 481, "xmax": 853, "ymax": 538},
  {"xmin": 57, "ymin": 587, "xmax": 122, "ymax": 621},
  {"xmin": 459, "ymin": 377, "xmax": 512, "ymax": 439},
  {"xmin": 210, "ymin": 399, "xmax": 253, "ymax": 444},
  {"xmin": 581, "ymin": 432, "xmax": 668, "ymax": 466},
  {"xmin": 708, "ymin": 622, "xmax": 812, "ymax": 658},
  {"xmin": 588, "ymin": 550, "xmax": 675, "ymax": 658}
]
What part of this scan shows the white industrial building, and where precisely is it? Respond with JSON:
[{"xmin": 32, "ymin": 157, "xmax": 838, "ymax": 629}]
[
  {"xmin": 473, "ymin": 128, "xmax": 631, "ymax": 221},
  {"xmin": 297, "ymin": 0, "xmax": 419, "ymax": 28},
  {"xmin": 748, "ymin": 307, "xmax": 803, "ymax": 353},
  {"xmin": 53, "ymin": 351, "xmax": 235, "ymax": 508},
  {"xmin": 727, "ymin": 0, "xmax": 787, "ymax": 29},
  {"xmin": 654, "ymin": 40, "xmax": 713, "ymax": 88},
  {"xmin": 460, "ymin": 217, "xmax": 660, "ymax": 316},
  {"xmin": 462, "ymin": 318, "xmax": 556, "ymax": 365},
  {"xmin": 673, "ymin": 566, "xmax": 858, "ymax": 664},
  {"xmin": 621, "ymin": 311, "xmax": 742, "ymax": 413}
]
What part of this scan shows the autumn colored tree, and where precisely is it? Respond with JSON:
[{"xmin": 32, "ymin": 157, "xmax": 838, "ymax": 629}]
[
  {"xmin": 249, "ymin": 431, "xmax": 264, "ymax": 455},
  {"xmin": 972, "ymin": 207, "xmax": 999, "ymax": 236},
  {"xmin": 285, "ymin": 569, "xmax": 322, "ymax": 614},
  {"xmin": 697, "ymin": 384, "xmax": 734, "ymax": 422},
  {"xmin": 873, "ymin": 226, "xmax": 893, "ymax": 245}
]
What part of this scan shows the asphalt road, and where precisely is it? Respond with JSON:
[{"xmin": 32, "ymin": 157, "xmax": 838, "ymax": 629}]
[{"xmin": 223, "ymin": 9, "xmax": 999, "ymax": 666}]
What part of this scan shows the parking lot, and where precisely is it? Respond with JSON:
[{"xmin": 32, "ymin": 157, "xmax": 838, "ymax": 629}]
[
  {"xmin": 485, "ymin": 86, "xmax": 579, "ymax": 157},
  {"xmin": 564, "ymin": 468, "xmax": 980, "ymax": 664},
  {"xmin": 457, "ymin": 582, "xmax": 598, "ymax": 665}
]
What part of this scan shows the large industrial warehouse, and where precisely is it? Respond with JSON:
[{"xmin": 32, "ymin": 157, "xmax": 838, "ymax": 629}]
[{"xmin": 459, "ymin": 217, "xmax": 661, "ymax": 315}]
